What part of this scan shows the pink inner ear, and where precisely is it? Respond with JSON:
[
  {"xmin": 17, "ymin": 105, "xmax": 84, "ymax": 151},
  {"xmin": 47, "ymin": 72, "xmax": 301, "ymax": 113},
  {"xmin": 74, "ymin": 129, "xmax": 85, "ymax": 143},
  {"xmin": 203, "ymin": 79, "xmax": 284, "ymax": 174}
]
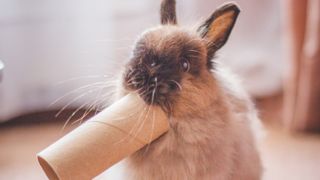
[{"xmin": 206, "ymin": 11, "xmax": 236, "ymax": 42}]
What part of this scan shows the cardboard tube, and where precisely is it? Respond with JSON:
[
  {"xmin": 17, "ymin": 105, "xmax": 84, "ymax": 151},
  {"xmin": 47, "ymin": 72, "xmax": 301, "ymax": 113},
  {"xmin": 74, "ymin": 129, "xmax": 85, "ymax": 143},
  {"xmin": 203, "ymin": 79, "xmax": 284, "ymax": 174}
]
[{"xmin": 37, "ymin": 93, "xmax": 169, "ymax": 180}]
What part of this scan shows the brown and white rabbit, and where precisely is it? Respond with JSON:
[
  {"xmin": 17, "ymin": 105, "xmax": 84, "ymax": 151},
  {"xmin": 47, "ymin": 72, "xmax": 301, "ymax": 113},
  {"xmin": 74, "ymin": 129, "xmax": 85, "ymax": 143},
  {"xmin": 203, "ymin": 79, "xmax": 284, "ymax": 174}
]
[{"xmin": 111, "ymin": 0, "xmax": 263, "ymax": 179}]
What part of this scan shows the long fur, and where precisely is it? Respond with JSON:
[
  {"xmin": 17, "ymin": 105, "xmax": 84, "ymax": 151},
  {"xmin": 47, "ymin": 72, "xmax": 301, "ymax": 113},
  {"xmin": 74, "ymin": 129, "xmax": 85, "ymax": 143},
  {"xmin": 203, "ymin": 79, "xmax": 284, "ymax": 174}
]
[{"xmin": 109, "ymin": 2, "xmax": 262, "ymax": 179}]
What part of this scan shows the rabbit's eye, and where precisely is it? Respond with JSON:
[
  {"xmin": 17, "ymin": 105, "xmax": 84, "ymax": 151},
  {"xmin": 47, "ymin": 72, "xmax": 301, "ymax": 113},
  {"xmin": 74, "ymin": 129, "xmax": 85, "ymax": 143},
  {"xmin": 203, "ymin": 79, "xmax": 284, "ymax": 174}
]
[{"xmin": 181, "ymin": 59, "xmax": 190, "ymax": 72}]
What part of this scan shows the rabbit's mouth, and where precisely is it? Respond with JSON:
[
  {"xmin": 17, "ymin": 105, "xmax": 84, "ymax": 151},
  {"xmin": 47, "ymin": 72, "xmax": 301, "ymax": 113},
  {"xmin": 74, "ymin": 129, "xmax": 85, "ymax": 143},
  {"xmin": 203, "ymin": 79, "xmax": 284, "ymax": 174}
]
[
  {"xmin": 124, "ymin": 68, "xmax": 181, "ymax": 113},
  {"xmin": 130, "ymin": 77, "xmax": 179, "ymax": 102},
  {"xmin": 137, "ymin": 80, "xmax": 179, "ymax": 114},
  {"xmin": 138, "ymin": 79, "xmax": 179, "ymax": 103}
]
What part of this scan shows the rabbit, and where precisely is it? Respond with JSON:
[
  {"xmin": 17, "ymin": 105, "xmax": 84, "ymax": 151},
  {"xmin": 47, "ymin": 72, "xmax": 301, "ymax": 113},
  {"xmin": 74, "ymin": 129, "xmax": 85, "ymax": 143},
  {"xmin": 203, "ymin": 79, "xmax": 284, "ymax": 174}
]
[{"xmin": 111, "ymin": 0, "xmax": 263, "ymax": 179}]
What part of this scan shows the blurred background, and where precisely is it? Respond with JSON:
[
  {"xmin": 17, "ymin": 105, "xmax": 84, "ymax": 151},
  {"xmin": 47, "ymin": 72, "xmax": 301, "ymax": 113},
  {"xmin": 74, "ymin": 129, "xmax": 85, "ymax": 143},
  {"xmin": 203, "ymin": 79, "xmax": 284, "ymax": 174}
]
[{"xmin": 0, "ymin": 0, "xmax": 319, "ymax": 179}]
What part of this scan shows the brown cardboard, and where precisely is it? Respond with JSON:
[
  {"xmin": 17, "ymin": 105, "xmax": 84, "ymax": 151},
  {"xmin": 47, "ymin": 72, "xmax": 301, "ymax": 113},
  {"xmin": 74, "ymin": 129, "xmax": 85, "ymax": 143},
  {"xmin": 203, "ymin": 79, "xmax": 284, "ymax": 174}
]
[{"xmin": 37, "ymin": 93, "xmax": 169, "ymax": 180}]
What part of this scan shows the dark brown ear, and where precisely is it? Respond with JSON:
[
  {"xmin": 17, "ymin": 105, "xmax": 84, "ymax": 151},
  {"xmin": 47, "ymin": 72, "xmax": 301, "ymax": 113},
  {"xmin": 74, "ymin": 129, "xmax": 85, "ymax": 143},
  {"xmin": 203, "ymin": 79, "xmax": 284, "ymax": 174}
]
[
  {"xmin": 160, "ymin": 0, "xmax": 177, "ymax": 25},
  {"xmin": 198, "ymin": 3, "xmax": 240, "ymax": 61}
]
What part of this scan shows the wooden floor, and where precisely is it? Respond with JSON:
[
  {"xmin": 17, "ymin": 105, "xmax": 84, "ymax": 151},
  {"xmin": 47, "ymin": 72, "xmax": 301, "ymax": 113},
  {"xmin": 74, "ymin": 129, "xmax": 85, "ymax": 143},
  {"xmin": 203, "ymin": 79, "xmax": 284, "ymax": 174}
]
[{"xmin": 1, "ymin": 95, "xmax": 320, "ymax": 180}]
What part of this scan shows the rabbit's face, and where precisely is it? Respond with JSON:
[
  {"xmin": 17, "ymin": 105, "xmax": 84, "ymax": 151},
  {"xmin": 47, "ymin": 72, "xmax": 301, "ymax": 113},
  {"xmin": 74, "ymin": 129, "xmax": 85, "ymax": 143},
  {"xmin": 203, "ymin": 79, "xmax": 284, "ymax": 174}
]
[
  {"xmin": 124, "ymin": 26, "xmax": 207, "ymax": 112},
  {"xmin": 122, "ymin": 0, "xmax": 240, "ymax": 115}
]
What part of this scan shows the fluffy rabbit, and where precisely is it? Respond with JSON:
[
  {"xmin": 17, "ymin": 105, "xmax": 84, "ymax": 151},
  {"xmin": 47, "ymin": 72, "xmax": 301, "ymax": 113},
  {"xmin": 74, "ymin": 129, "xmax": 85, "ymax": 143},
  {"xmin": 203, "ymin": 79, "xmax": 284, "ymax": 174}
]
[{"xmin": 112, "ymin": 0, "xmax": 262, "ymax": 179}]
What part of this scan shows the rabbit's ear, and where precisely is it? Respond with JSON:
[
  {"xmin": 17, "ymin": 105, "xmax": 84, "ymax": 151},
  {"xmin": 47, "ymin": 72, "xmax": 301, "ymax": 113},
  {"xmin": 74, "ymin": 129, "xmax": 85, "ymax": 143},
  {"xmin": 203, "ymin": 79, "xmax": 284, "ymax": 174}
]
[
  {"xmin": 198, "ymin": 3, "xmax": 240, "ymax": 60},
  {"xmin": 160, "ymin": 0, "xmax": 177, "ymax": 25}
]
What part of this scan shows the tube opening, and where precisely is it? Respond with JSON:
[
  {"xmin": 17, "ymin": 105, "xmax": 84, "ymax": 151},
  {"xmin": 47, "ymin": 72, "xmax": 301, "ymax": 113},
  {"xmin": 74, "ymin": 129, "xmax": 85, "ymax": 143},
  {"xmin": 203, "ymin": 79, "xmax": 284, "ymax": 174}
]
[{"xmin": 37, "ymin": 155, "xmax": 60, "ymax": 180}]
